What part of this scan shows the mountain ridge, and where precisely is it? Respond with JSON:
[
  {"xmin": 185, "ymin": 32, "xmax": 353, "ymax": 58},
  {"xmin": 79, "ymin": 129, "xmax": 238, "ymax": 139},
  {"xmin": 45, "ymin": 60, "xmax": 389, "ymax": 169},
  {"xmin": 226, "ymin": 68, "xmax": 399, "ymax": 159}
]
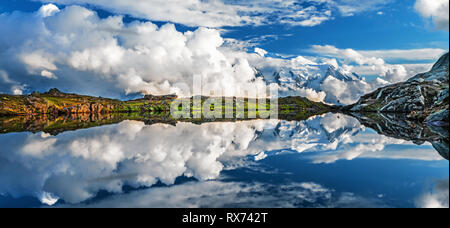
[{"xmin": 267, "ymin": 63, "xmax": 365, "ymax": 105}]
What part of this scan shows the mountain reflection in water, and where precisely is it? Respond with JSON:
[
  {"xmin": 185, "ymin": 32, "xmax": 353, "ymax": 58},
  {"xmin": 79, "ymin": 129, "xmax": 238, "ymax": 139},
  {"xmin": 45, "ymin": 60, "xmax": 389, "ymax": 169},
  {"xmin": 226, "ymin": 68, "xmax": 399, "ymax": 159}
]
[{"xmin": 0, "ymin": 113, "xmax": 448, "ymax": 208}]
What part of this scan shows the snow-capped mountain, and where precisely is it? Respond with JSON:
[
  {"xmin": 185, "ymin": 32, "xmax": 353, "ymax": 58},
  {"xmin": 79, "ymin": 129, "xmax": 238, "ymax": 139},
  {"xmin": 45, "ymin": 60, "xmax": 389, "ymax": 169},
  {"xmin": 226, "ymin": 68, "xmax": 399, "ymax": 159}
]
[
  {"xmin": 274, "ymin": 65, "xmax": 361, "ymax": 86},
  {"xmin": 257, "ymin": 63, "xmax": 369, "ymax": 105}
]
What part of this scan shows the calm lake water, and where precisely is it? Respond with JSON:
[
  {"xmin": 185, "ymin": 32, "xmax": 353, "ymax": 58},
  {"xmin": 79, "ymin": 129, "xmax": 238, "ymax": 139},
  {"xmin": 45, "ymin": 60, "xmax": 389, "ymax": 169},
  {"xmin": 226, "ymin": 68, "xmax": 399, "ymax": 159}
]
[{"xmin": 0, "ymin": 113, "xmax": 448, "ymax": 208}]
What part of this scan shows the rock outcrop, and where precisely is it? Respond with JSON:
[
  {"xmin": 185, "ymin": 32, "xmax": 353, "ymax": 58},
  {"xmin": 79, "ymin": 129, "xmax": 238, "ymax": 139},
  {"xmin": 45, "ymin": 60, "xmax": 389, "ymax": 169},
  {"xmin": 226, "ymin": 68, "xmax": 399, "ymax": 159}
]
[
  {"xmin": 64, "ymin": 103, "xmax": 116, "ymax": 114},
  {"xmin": 346, "ymin": 53, "xmax": 449, "ymax": 126}
]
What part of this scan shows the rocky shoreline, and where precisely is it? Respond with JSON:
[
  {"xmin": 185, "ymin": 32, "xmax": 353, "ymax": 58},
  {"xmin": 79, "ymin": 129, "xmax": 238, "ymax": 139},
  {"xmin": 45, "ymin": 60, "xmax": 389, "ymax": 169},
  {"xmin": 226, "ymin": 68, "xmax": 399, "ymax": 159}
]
[{"xmin": 345, "ymin": 53, "xmax": 449, "ymax": 126}]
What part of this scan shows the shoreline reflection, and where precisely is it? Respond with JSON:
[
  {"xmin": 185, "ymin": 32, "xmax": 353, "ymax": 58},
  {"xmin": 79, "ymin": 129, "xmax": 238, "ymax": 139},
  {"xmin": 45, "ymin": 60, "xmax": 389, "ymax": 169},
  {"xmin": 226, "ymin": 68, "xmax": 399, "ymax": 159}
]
[{"xmin": 0, "ymin": 113, "xmax": 448, "ymax": 208}]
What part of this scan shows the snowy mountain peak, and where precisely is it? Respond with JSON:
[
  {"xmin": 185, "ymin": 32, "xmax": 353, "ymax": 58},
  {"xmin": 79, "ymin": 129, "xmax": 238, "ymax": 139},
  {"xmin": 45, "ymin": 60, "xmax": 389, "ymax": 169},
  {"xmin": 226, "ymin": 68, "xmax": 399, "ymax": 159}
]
[
  {"xmin": 261, "ymin": 62, "xmax": 366, "ymax": 105},
  {"xmin": 270, "ymin": 64, "xmax": 362, "ymax": 87},
  {"xmin": 325, "ymin": 65, "xmax": 362, "ymax": 82},
  {"xmin": 253, "ymin": 57, "xmax": 373, "ymax": 105}
]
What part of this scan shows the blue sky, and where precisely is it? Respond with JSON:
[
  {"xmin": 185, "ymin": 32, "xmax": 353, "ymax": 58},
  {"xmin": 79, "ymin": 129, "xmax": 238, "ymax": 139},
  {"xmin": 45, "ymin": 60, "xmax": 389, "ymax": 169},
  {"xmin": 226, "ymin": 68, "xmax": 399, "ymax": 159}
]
[
  {"xmin": 225, "ymin": 2, "xmax": 449, "ymax": 57},
  {"xmin": 2, "ymin": 0, "xmax": 446, "ymax": 54},
  {"xmin": 0, "ymin": 0, "xmax": 448, "ymax": 100}
]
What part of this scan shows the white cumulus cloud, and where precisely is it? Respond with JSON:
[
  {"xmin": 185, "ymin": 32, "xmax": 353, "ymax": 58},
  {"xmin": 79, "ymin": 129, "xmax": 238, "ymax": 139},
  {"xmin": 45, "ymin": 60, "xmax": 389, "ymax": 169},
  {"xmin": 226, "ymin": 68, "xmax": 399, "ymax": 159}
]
[
  {"xmin": 415, "ymin": 0, "xmax": 449, "ymax": 31},
  {"xmin": 0, "ymin": 4, "xmax": 272, "ymax": 98},
  {"xmin": 37, "ymin": 3, "xmax": 60, "ymax": 17}
]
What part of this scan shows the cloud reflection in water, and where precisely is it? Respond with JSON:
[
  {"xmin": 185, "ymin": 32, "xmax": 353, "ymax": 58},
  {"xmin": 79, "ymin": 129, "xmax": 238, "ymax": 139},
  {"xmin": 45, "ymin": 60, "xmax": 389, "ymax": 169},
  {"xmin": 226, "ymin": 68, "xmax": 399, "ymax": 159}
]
[{"xmin": 0, "ymin": 113, "xmax": 446, "ymax": 207}]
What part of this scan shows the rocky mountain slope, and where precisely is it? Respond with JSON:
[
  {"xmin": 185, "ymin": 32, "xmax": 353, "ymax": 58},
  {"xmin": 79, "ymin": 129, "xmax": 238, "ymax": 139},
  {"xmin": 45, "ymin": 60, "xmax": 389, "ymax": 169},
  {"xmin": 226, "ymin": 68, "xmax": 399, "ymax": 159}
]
[{"xmin": 346, "ymin": 52, "xmax": 449, "ymax": 126}]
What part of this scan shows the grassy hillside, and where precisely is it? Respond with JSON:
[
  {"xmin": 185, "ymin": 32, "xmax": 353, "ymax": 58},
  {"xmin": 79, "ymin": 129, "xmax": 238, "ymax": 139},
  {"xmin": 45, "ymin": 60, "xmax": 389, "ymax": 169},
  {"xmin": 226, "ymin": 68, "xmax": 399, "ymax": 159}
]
[
  {"xmin": 0, "ymin": 89, "xmax": 331, "ymax": 117},
  {"xmin": 0, "ymin": 88, "xmax": 173, "ymax": 116}
]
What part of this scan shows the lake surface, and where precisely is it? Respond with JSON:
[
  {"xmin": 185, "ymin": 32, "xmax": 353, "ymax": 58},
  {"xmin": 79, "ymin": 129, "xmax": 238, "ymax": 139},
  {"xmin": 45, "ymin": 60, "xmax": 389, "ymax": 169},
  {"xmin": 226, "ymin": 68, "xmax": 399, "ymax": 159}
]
[{"xmin": 0, "ymin": 113, "xmax": 448, "ymax": 208}]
